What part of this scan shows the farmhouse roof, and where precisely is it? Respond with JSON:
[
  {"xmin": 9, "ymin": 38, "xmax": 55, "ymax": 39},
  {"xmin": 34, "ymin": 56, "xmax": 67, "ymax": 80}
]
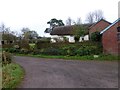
[
  {"xmin": 89, "ymin": 19, "xmax": 111, "ymax": 29},
  {"xmin": 100, "ymin": 18, "xmax": 120, "ymax": 34},
  {"xmin": 50, "ymin": 24, "xmax": 92, "ymax": 35}
]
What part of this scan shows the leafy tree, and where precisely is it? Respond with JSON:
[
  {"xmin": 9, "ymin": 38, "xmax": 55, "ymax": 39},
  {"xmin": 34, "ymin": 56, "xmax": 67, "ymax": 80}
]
[
  {"xmin": 73, "ymin": 25, "xmax": 87, "ymax": 42},
  {"xmin": 44, "ymin": 18, "xmax": 64, "ymax": 33},
  {"xmin": 21, "ymin": 28, "xmax": 38, "ymax": 40}
]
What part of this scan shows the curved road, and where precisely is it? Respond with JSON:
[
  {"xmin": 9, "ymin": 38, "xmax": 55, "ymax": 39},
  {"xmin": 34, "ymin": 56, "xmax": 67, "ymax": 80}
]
[{"xmin": 14, "ymin": 56, "xmax": 118, "ymax": 88}]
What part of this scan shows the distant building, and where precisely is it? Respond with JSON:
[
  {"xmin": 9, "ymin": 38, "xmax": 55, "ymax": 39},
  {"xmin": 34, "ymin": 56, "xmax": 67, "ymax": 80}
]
[{"xmin": 50, "ymin": 24, "xmax": 92, "ymax": 43}]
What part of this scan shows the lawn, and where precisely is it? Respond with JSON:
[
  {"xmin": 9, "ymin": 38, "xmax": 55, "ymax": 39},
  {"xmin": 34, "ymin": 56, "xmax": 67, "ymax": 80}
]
[{"xmin": 17, "ymin": 54, "xmax": 119, "ymax": 61}]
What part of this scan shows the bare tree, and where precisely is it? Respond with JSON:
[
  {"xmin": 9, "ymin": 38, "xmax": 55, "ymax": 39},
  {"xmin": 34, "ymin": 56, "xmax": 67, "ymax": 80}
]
[
  {"xmin": 86, "ymin": 10, "xmax": 104, "ymax": 24},
  {"xmin": 66, "ymin": 17, "xmax": 72, "ymax": 25},
  {"xmin": 76, "ymin": 17, "xmax": 82, "ymax": 25},
  {"xmin": 86, "ymin": 12, "xmax": 95, "ymax": 24},
  {"xmin": 94, "ymin": 10, "xmax": 104, "ymax": 22}
]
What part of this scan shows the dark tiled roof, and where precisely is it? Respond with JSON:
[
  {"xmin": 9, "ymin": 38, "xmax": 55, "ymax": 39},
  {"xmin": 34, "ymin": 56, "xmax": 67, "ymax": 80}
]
[{"xmin": 50, "ymin": 24, "xmax": 93, "ymax": 35}]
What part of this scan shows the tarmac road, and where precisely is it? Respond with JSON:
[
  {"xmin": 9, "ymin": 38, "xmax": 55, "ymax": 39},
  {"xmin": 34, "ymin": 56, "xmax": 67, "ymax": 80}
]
[{"xmin": 13, "ymin": 56, "xmax": 118, "ymax": 88}]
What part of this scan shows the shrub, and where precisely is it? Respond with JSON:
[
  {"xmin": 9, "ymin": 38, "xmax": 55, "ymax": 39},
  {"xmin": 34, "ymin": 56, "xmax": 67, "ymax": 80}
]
[
  {"xmin": 2, "ymin": 51, "xmax": 12, "ymax": 65},
  {"xmin": 17, "ymin": 39, "xmax": 30, "ymax": 50},
  {"xmin": 19, "ymin": 48, "xmax": 29, "ymax": 54},
  {"xmin": 90, "ymin": 31, "xmax": 102, "ymax": 42},
  {"xmin": 41, "ymin": 48, "xmax": 61, "ymax": 55}
]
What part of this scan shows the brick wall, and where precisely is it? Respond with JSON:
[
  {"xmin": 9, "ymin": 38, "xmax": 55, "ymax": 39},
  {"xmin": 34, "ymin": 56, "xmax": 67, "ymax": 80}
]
[
  {"xmin": 89, "ymin": 20, "xmax": 111, "ymax": 37},
  {"xmin": 102, "ymin": 22, "xmax": 119, "ymax": 55}
]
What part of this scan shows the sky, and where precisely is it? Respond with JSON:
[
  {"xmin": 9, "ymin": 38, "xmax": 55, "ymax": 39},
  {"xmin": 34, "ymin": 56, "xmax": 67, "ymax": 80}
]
[{"xmin": 0, "ymin": 0, "xmax": 119, "ymax": 37}]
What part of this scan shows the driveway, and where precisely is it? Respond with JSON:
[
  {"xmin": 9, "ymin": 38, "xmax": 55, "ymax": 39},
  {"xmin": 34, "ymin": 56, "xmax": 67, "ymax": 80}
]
[{"xmin": 13, "ymin": 56, "xmax": 118, "ymax": 88}]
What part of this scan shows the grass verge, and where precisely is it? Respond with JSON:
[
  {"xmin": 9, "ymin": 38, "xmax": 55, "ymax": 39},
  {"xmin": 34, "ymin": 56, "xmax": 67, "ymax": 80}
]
[
  {"xmin": 16, "ymin": 54, "xmax": 119, "ymax": 61},
  {"xmin": 2, "ymin": 62, "xmax": 24, "ymax": 88}
]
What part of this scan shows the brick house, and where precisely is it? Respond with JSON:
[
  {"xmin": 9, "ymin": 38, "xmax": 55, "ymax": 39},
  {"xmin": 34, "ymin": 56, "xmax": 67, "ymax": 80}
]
[
  {"xmin": 100, "ymin": 18, "xmax": 120, "ymax": 55},
  {"xmin": 89, "ymin": 19, "xmax": 111, "ymax": 39}
]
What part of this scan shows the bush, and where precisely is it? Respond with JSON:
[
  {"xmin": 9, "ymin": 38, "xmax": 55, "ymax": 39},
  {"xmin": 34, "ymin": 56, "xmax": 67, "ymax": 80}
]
[
  {"xmin": 41, "ymin": 48, "xmax": 61, "ymax": 55},
  {"xmin": 2, "ymin": 51, "xmax": 12, "ymax": 65},
  {"xmin": 18, "ymin": 39, "xmax": 30, "ymax": 50},
  {"xmin": 19, "ymin": 48, "xmax": 30, "ymax": 54},
  {"xmin": 90, "ymin": 32, "xmax": 102, "ymax": 42}
]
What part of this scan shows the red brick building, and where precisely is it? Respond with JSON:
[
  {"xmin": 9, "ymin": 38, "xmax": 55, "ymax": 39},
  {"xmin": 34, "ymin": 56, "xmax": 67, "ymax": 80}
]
[
  {"xmin": 89, "ymin": 19, "xmax": 111, "ymax": 38},
  {"xmin": 100, "ymin": 18, "xmax": 120, "ymax": 55}
]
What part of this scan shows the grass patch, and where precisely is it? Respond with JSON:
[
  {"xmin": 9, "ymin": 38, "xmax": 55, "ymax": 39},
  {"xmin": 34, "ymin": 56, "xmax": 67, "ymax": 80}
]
[
  {"xmin": 2, "ymin": 63, "xmax": 24, "ymax": 88},
  {"xmin": 16, "ymin": 54, "xmax": 119, "ymax": 61}
]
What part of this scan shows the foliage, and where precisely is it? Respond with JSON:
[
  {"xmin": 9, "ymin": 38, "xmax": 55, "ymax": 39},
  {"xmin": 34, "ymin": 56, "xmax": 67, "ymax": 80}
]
[
  {"xmin": 73, "ymin": 25, "xmax": 87, "ymax": 42},
  {"xmin": 5, "ymin": 41, "xmax": 102, "ymax": 56},
  {"xmin": 35, "ymin": 41, "xmax": 102, "ymax": 56},
  {"xmin": 2, "ymin": 51, "xmax": 12, "ymax": 65},
  {"xmin": 44, "ymin": 18, "xmax": 64, "ymax": 33},
  {"xmin": 2, "ymin": 63, "xmax": 24, "ymax": 88},
  {"xmin": 17, "ymin": 54, "xmax": 118, "ymax": 61},
  {"xmin": 17, "ymin": 39, "xmax": 30, "ymax": 50},
  {"xmin": 21, "ymin": 28, "xmax": 38, "ymax": 41},
  {"xmin": 91, "ymin": 31, "xmax": 102, "ymax": 42}
]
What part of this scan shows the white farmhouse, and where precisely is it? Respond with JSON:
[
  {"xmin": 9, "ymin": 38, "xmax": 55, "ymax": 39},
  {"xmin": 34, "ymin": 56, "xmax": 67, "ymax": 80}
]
[{"xmin": 50, "ymin": 24, "xmax": 92, "ymax": 43}]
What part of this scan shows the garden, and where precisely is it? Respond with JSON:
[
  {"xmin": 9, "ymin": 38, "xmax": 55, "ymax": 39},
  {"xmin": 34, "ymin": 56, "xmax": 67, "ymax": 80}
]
[{"xmin": 2, "ymin": 39, "xmax": 118, "ymax": 60}]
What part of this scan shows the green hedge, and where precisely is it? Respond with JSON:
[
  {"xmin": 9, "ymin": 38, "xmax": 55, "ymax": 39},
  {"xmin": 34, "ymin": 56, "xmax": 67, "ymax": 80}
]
[{"xmin": 4, "ymin": 41, "xmax": 103, "ymax": 56}]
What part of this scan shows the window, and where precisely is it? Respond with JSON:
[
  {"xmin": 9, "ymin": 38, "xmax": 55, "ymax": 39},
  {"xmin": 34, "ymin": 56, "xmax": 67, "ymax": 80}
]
[
  {"xmin": 117, "ymin": 33, "xmax": 120, "ymax": 41},
  {"xmin": 82, "ymin": 37, "xmax": 84, "ymax": 41},
  {"xmin": 1, "ymin": 41, "xmax": 4, "ymax": 44},
  {"xmin": 117, "ymin": 26, "xmax": 120, "ymax": 32}
]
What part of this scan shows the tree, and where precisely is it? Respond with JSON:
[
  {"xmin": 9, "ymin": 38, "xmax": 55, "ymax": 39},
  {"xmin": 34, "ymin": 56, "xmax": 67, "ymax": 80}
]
[
  {"xmin": 86, "ymin": 12, "xmax": 94, "ymax": 24},
  {"xmin": 73, "ymin": 17, "xmax": 82, "ymax": 25},
  {"xmin": 44, "ymin": 18, "xmax": 64, "ymax": 33},
  {"xmin": 94, "ymin": 10, "xmax": 104, "ymax": 22},
  {"xmin": 66, "ymin": 17, "xmax": 72, "ymax": 25},
  {"xmin": 76, "ymin": 17, "xmax": 82, "ymax": 25},
  {"xmin": 0, "ymin": 23, "xmax": 17, "ymax": 41},
  {"xmin": 21, "ymin": 28, "xmax": 38, "ymax": 40},
  {"xmin": 73, "ymin": 25, "xmax": 87, "ymax": 42},
  {"xmin": 86, "ymin": 10, "xmax": 104, "ymax": 24}
]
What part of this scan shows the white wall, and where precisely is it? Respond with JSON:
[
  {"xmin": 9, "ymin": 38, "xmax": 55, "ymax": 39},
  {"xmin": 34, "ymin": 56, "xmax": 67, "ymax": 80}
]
[
  {"xmin": 51, "ymin": 35, "xmax": 89, "ymax": 43},
  {"xmin": 51, "ymin": 35, "xmax": 75, "ymax": 43}
]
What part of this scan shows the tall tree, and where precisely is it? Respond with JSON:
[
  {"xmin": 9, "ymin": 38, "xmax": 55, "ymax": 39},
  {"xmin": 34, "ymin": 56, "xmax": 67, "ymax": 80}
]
[
  {"xmin": 76, "ymin": 17, "xmax": 82, "ymax": 25},
  {"xmin": 66, "ymin": 17, "xmax": 72, "ymax": 25},
  {"xmin": 44, "ymin": 18, "xmax": 64, "ymax": 33},
  {"xmin": 86, "ymin": 12, "xmax": 94, "ymax": 24},
  {"xmin": 94, "ymin": 10, "xmax": 104, "ymax": 22},
  {"xmin": 86, "ymin": 10, "xmax": 104, "ymax": 24}
]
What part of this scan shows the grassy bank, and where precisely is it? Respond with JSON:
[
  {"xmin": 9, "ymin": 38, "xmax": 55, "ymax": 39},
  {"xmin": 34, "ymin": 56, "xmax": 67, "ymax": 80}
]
[
  {"xmin": 16, "ymin": 54, "xmax": 119, "ymax": 61},
  {"xmin": 2, "ymin": 63, "xmax": 24, "ymax": 88}
]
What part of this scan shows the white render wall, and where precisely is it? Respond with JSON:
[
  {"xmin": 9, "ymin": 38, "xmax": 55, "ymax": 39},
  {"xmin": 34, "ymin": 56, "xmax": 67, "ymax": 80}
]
[
  {"xmin": 79, "ymin": 35, "xmax": 89, "ymax": 42},
  {"xmin": 51, "ymin": 35, "xmax": 89, "ymax": 43}
]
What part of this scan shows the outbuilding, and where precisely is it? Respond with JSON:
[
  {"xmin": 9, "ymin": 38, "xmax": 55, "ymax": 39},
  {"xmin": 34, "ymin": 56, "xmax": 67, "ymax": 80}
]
[
  {"xmin": 100, "ymin": 18, "xmax": 120, "ymax": 55},
  {"xmin": 89, "ymin": 19, "xmax": 111, "ymax": 39}
]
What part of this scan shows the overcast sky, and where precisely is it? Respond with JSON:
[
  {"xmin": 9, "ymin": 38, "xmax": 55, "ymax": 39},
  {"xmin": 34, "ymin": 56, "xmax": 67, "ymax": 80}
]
[{"xmin": 0, "ymin": 0, "xmax": 119, "ymax": 37}]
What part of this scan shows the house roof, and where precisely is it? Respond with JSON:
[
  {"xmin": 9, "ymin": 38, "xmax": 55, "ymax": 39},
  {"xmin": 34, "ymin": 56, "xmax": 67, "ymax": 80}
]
[
  {"xmin": 100, "ymin": 18, "xmax": 120, "ymax": 34},
  {"xmin": 89, "ymin": 19, "xmax": 111, "ymax": 29},
  {"xmin": 50, "ymin": 24, "xmax": 93, "ymax": 35}
]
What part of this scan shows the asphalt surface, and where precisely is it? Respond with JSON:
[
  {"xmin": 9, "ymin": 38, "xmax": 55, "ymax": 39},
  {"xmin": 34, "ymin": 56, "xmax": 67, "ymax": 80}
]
[{"xmin": 13, "ymin": 56, "xmax": 118, "ymax": 88}]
